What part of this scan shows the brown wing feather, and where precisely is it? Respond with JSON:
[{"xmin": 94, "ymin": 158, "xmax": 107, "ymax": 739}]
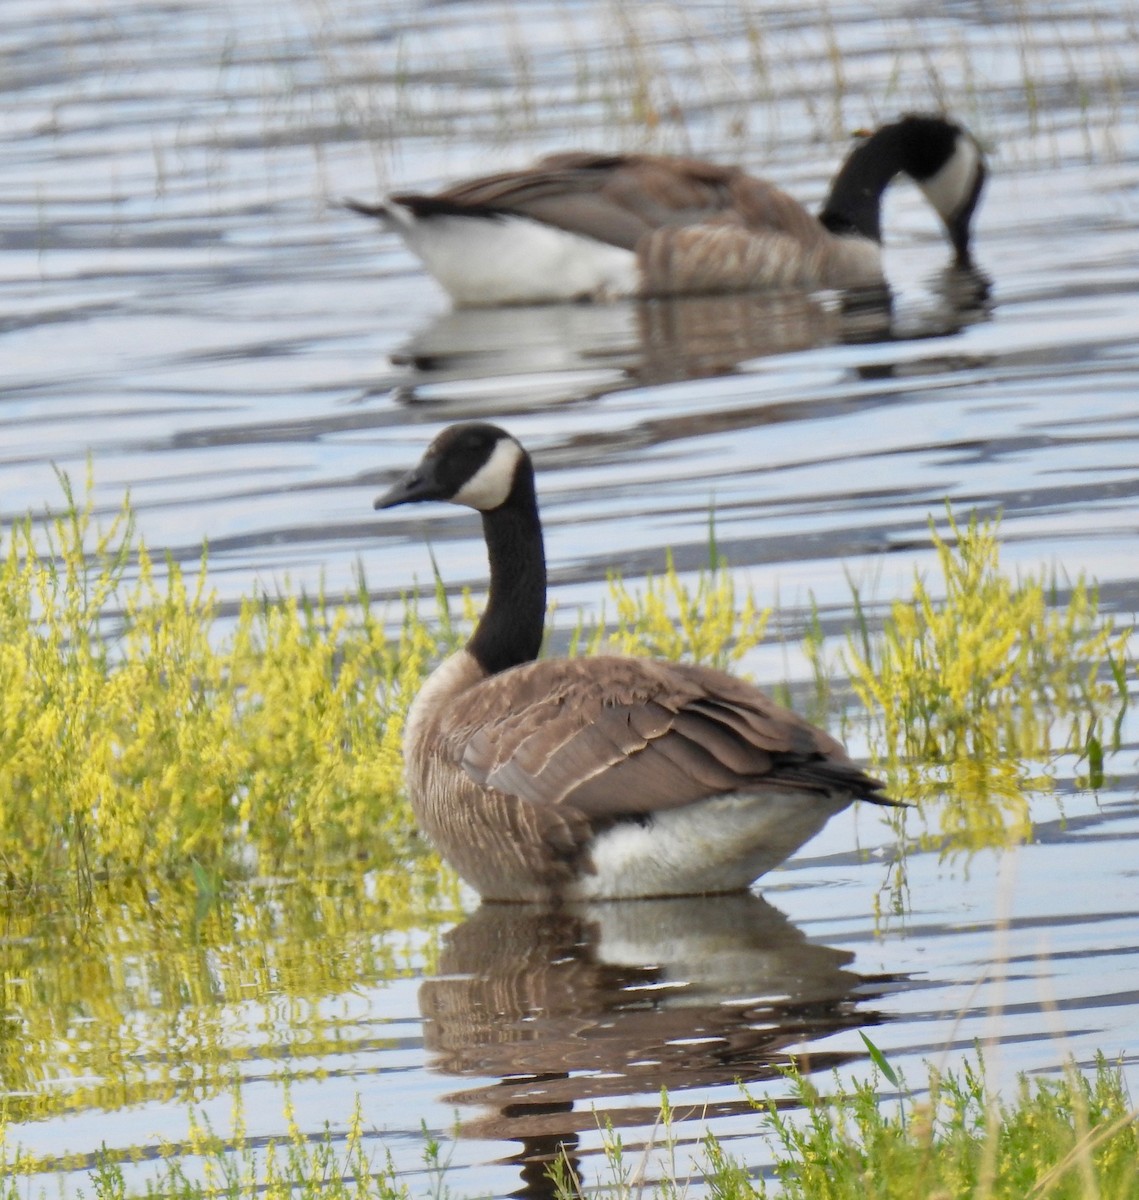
[
  {"xmin": 670, "ymin": 710, "xmax": 775, "ymax": 775},
  {"xmin": 405, "ymin": 153, "xmax": 819, "ymax": 253},
  {"xmin": 439, "ymin": 656, "xmax": 887, "ymax": 818}
]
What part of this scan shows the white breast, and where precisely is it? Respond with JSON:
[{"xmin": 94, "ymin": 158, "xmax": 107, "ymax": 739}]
[{"xmin": 403, "ymin": 650, "xmax": 483, "ymax": 769}]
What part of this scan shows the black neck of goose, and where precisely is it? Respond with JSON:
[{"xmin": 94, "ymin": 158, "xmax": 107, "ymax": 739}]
[
  {"xmin": 467, "ymin": 465, "xmax": 547, "ymax": 677},
  {"xmin": 819, "ymin": 124, "xmax": 914, "ymax": 244}
]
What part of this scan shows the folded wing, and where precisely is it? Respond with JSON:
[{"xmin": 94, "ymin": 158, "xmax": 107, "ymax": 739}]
[
  {"xmin": 441, "ymin": 656, "xmax": 888, "ymax": 819},
  {"xmin": 396, "ymin": 153, "xmax": 823, "ymax": 251}
]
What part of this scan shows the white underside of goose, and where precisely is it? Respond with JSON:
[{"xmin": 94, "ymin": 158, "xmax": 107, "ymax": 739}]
[
  {"xmin": 387, "ymin": 205, "xmax": 639, "ymax": 305},
  {"xmin": 567, "ymin": 788, "xmax": 850, "ymax": 900},
  {"xmin": 382, "ymin": 202, "xmax": 885, "ymax": 304}
]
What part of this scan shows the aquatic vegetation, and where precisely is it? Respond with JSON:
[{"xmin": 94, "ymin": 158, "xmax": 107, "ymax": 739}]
[
  {"xmin": 0, "ymin": 472, "xmax": 447, "ymax": 894},
  {"xmin": 727, "ymin": 1052, "xmax": 1139, "ymax": 1200},
  {"xmin": 4, "ymin": 482, "xmax": 1128, "ymax": 900},
  {"xmin": 302, "ymin": 0, "xmax": 1134, "ymax": 167},
  {"xmin": 744, "ymin": 1056, "xmax": 1137, "ymax": 1195},
  {"xmin": 827, "ymin": 507, "xmax": 1131, "ymax": 853},
  {"xmin": 845, "ymin": 508, "xmax": 1128, "ymax": 764},
  {"xmin": 550, "ymin": 1054, "xmax": 1139, "ymax": 1200},
  {"xmin": 2, "ymin": 480, "xmax": 1133, "ymax": 1177}
]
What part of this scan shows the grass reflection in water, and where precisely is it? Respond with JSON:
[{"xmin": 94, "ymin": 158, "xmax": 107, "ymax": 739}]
[{"xmin": 1, "ymin": 869, "xmax": 458, "ymax": 1130}]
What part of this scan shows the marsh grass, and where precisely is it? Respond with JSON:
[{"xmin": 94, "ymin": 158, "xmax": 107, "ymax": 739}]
[
  {"xmin": 0, "ymin": 1091, "xmax": 390, "ymax": 1198},
  {"xmin": 845, "ymin": 508, "xmax": 1127, "ymax": 764},
  {"xmin": 729, "ymin": 1052, "xmax": 1139, "ymax": 1200},
  {"xmin": 298, "ymin": 0, "xmax": 1136, "ymax": 190}
]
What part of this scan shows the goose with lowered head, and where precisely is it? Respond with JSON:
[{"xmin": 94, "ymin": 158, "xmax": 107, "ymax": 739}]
[
  {"xmin": 376, "ymin": 423, "xmax": 893, "ymax": 902},
  {"xmin": 347, "ymin": 113, "xmax": 985, "ymax": 306}
]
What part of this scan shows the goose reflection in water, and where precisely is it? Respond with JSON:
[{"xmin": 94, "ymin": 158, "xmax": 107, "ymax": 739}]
[
  {"xmin": 382, "ymin": 269, "xmax": 990, "ymax": 413},
  {"xmin": 418, "ymin": 894, "xmax": 896, "ymax": 1199}
]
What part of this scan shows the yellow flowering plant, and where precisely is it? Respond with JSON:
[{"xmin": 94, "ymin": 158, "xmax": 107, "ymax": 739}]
[
  {"xmin": 839, "ymin": 506, "xmax": 1131, "ymax": 857},
  {"xmin": 0, "ymin": 469, "xmax": 444, "ymax": 894}
]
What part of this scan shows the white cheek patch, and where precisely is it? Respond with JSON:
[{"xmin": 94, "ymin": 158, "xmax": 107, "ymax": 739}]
[
  {"xmin": 452, "ymin": 437, "xmax": 523, "ymax": 510},
  {"xmin": 919, "ymin": 134, "xmax": 981, "ymax": 220}
]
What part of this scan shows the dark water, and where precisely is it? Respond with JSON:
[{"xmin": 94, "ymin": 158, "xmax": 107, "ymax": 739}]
[{"xmin": 2, "ymin": 1, "xmax": 1138, "ymax": 1196}]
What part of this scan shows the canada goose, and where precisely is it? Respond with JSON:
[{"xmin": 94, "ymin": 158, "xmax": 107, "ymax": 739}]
[
  {"xmin": 376, "ymin": 422, "xmax": 893, "ymax": 902},
  {"xmin": 348, "ymin": 113, "xmax": 985, "ymax": 306}
]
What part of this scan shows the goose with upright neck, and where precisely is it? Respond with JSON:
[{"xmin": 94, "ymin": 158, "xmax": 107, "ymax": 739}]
[
  {"xmin": 377, "ymin": 423, "xmax": 893, "ymax": 903},
  {"xmin": 348, "ymin": 113, "xmax": 985, "ymax": 306}
]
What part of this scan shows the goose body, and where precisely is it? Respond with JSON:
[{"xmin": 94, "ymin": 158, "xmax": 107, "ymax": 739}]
[
  {"xmin": 377, "ymin": 423, "xmax": 892, "ymax": 902},
  {"xmin": 349, "ymin": 114, "xmax": 985, "ymax": 306}
]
